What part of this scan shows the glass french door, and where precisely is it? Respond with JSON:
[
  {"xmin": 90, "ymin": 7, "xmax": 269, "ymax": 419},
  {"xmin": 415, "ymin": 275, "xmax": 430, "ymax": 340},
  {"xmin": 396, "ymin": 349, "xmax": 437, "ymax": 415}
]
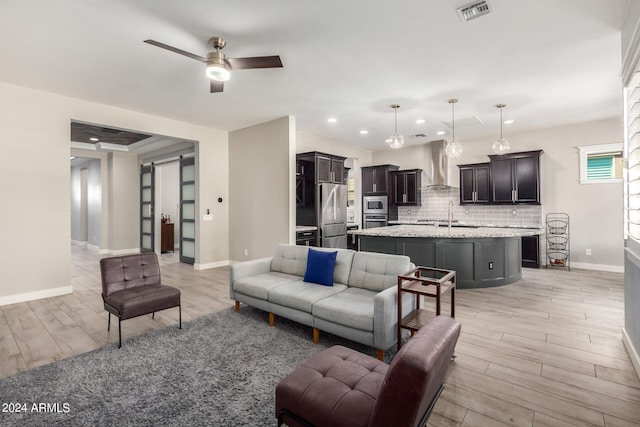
[
  {"xmin": 180, "ymin": 157, "xmax": 196, "ymax": 264},
  {"xmin": 140, "ymin": 164, "xmax": 155, "ymax": 253}
]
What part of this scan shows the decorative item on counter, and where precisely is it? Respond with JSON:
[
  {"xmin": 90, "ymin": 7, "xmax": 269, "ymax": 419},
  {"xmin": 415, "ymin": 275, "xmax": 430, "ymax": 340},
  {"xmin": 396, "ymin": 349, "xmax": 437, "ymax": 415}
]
[{"xmin": 161, "ymin": 213, "xmax": 166, "ymax": 224}]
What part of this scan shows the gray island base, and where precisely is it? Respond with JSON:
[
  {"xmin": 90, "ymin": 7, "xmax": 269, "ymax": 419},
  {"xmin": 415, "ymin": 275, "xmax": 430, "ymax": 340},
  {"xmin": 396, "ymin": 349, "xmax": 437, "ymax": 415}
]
[{"xmin": 351, "ymin": 225, "xmax": 543, "ymax": 289}]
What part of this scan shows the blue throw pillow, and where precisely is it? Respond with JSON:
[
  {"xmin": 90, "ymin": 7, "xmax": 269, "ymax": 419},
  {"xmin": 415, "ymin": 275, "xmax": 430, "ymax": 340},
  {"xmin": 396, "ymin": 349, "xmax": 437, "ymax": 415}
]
[{"xmin": 303, "ymin": 248, "xmax": 337, "ymax": 286}]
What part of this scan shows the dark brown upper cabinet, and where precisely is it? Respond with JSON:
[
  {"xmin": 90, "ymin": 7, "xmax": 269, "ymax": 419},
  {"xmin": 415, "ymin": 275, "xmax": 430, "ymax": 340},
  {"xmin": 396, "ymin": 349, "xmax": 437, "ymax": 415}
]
[
  {"xmin": 316, "ymin": 155, "xmax": 344, "ymax": 183},
  {"xmin": 488, "ymin": 150, "xmax": 543, "ymax": 204},
  {"xmin": 297, "ymin": 152, "xmax": 346, "ymax": 185},
  {"xmin": 391, "ymin": 169, "xmax": 422, "ymax": 206},
  {"xmin": 362, "ymin": 165, "xmax": 399, "ymax": 194},
  {"xmin": 458, "ymin": 163, "xmax": 490, "ymax": 204}
]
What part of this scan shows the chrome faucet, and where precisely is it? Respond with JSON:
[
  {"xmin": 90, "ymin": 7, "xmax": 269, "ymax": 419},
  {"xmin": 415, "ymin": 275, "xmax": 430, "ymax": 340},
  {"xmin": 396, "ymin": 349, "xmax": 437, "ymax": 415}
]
[{"xmin": 448, "ymin": 200, "xmax": 454, "ymax": 232}]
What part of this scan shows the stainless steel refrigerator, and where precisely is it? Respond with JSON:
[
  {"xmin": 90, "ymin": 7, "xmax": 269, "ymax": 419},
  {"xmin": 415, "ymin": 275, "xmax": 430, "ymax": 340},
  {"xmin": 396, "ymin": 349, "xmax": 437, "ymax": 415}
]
[{"xmin": 318, "ymin": 182, "xmax": 348, "ymax": 248}]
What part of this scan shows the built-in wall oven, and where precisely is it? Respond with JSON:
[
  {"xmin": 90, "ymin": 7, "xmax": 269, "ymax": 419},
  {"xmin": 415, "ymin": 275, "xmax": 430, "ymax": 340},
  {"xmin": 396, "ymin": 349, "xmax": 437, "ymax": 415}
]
[
  {"xmin": 363, "ymin": 195, "xmax": 388, "ymax": 229},
  {"xmin": 363, "ymin": 214, "xmax": 388, "ymax": 229}
]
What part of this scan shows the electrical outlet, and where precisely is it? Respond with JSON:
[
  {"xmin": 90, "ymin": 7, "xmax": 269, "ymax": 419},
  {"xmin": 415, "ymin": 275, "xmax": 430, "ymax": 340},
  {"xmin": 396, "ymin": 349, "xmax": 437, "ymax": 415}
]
[
  {"xmin": 585, "ymin": 249, "xmax": 592, "ymax": 256},
  {"xmin": 244, "ymin": 249, "xmax": 248, "ymax": 256},
  {"xmin": 488, "ymin": 262, "xmax": 494, "ymax": 270},
  {"xmin": 407, "ymin": 209, "xmax": 411, "ymax": 215}
]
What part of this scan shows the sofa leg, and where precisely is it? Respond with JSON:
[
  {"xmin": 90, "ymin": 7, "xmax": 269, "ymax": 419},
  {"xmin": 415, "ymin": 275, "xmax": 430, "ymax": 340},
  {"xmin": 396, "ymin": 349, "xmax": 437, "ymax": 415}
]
[
  {"xmin": 269, "ymin": 313, "xmax": 275, "ymax": 326},
  {"xmin": 107, "ymin": 312, "xmax": 111, "ymax": 331},
  {"xmin": 313, "ymin": 328, "xmax": 320, "ymax": 344},
  {"xmin": 235, "ymin": 301, "xmax": 240, "ymax": 312},
  {"xmin": 376, "ymin": 349, "xmax": 384, "ymax": 361}
]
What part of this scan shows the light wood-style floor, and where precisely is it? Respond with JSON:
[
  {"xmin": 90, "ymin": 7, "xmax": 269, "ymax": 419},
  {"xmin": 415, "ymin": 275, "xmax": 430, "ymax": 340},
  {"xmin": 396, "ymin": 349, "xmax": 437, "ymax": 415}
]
[{"xmin": 1, "ymin": 247, "xmax": 638, "ymax": 426}]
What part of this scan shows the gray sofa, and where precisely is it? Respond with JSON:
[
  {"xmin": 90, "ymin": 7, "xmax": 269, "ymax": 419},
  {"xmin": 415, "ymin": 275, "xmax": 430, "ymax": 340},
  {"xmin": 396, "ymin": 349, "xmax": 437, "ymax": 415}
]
[{"xmin": 229, "ymin": 244, "xmax": 415, "ymax": 360}]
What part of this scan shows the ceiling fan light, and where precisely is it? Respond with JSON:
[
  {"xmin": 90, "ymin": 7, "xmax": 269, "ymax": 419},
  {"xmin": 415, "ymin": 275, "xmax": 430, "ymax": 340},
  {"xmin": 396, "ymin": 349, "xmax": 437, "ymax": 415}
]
[
  {"xmin": 206, "ymin": 64, "xmax": 230, "ymax": 81},
  {"xmin": 206, "ymin": 52, "xmax": 230, "ymax": 81}
]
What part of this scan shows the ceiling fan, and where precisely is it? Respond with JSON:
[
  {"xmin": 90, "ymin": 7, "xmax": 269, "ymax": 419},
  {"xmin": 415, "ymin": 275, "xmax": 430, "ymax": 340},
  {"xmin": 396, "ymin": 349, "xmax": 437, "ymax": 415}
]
[{"xmin": 144, "ymin": 37, "xmax": 283, "ymax": 93}]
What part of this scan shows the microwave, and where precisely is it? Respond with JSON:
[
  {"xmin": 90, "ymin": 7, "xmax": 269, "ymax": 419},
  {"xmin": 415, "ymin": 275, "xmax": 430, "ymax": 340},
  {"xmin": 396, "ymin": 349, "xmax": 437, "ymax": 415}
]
[{"xmin": 363, "ymin": 195, "xmax": 388, "ymax": 214}]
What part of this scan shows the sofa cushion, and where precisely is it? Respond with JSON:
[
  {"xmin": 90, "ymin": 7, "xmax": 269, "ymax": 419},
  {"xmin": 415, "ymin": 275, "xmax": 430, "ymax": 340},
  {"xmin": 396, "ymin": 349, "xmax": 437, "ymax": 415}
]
[
  {"xmin": 303, "ymin": 248, "xmax": 338, "ymax": 286},
  {"xmin": 348, "ymin": 252, "xmax": 411, "ymax": 292},
  {"xmin": 270, "ymin": 244, "xmax": 355, "ymax": 285},
  {"xmin": 233, "ymin": 272, "xmax": 300, "ymax": 300},
  {"xmin": 269, "ymin": 281, "xmax": 347, "ymax": 313},
  {"xmin": 271, "ymin": 244, "xmax": 310, "ymax": 277},
  {"xmin": 312, "ymin": 287, "xmax": 376, "ymax": 332}
]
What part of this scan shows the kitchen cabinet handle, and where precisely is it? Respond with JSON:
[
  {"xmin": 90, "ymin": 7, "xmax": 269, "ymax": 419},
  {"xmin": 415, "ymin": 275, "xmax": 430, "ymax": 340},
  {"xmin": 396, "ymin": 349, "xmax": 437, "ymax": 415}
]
[{"xmin": 373, "ymin": 183, "xmax": 377, "ymax": 192}]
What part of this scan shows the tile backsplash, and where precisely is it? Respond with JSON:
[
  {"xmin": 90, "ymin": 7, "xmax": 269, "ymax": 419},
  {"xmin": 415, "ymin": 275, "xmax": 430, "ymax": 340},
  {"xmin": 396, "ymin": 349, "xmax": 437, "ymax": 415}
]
[{"xmin": 397, "ymin": 187, "xmax": 542, "ymax": 227}]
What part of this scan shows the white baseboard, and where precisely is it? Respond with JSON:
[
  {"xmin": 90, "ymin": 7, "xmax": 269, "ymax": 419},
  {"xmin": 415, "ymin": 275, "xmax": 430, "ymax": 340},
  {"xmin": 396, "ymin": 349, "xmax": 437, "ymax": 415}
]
[
  {"xmin": 86, "ymin": 243, "xmax": 108, "ymax": 254},
  {"xmin": 568, "ymin": 262, "xmax": 624, "ymax": 273},
  {"xmin": 194, "ymin": 260, "xmax": 230, "ymax": 270},
  {"xmin": 70, "ymin": 239, "xmax": 87, "ymax": 247},
  {"xmin": 623, "ymin": 328, "xmax": 640, "ymax": 381},
  {"xmin": 0, "ymin": 286, "xmax": 73, "ymax": 307}
]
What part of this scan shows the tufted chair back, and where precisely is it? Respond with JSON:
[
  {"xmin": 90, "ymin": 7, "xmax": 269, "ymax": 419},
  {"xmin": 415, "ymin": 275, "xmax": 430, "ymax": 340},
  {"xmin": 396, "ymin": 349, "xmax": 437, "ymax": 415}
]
[{"xmin": 100, "ymin": 253, "xmax": 161, "ymax": 298}]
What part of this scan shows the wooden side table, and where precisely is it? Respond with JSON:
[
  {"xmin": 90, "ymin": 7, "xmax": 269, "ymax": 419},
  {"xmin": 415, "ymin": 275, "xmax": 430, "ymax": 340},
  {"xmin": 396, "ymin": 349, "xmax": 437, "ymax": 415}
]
[
  {"xmin": 161, "ymin": 223, "xmax": 174, "ymax": 253},
  {"xmin": 397, "ymin": 266, "xmax": 456, "ymax": 351}
]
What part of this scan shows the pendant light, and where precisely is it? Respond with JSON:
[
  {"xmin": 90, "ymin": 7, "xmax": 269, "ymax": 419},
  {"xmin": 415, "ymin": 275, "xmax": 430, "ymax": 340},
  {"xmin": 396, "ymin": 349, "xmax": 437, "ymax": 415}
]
[
  {"xmin": 387, "ymin": 104, "xmax": 404, "ymax": 149},
  {"xmin": 492, "ymin": 103, "xmax": 511, "ymax": 155},
  {"xmin": 445, "ymin": 98, "xmax": 463, "ymax": 158}
]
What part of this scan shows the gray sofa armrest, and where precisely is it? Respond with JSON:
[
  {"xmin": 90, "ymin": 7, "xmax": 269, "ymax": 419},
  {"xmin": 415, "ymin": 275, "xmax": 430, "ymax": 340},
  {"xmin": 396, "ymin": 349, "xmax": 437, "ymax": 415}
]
[
  {"xmin": 229, "ymin": 257, "xmax": 273, "ymax": 299},
  {"xmin": 373, "ymin": 285, "xmax": 416, "ymax": 350}
]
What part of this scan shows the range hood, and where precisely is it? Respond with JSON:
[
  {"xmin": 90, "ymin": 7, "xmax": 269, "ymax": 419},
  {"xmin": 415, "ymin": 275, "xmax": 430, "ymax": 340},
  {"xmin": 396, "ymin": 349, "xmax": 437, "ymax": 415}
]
[{"xmin": 427, "ymin": 139, "xmax": 456, "ymax": 189}]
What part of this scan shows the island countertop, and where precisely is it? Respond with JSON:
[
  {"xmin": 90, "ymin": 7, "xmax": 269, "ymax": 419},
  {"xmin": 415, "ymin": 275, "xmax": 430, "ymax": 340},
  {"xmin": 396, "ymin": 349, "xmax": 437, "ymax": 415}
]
[{"xmin": 348, "ymin": 224, "xmax": 543, "ymax": 239}]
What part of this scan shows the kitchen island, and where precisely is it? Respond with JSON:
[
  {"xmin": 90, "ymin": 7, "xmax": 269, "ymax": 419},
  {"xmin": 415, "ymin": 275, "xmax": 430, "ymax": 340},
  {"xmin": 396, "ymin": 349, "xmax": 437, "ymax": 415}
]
[{"xmin": 349, "ymin": 224, "xmax": 543, "ymax": 289}]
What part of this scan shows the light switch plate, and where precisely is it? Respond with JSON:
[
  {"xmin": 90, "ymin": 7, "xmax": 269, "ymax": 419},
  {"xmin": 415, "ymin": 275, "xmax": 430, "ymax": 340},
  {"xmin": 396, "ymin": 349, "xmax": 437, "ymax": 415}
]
[{"xmin": 203, "ymin": 214, "xmax": 213, "ymax": 221}]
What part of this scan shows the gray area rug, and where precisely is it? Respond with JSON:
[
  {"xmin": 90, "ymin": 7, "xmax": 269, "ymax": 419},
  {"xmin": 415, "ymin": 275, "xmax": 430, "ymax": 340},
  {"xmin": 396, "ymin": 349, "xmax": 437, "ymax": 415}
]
[{"xmin": 0, "ymin": 306, "xmax": 396, "ymax": 426}]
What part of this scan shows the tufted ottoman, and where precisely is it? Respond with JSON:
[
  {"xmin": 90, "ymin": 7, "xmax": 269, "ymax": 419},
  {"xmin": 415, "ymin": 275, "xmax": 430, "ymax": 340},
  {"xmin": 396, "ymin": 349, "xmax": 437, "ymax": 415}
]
[{"xmin": 275, "ymin": 315, "xmax": 461, "ymax": 427}]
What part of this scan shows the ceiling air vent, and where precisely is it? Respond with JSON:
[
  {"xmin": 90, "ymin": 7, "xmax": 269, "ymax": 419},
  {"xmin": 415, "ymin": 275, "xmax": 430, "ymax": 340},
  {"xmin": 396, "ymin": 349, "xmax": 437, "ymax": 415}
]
[
  {"xmin": 410, "ymin": 133, "xmax": 428, "ymax": 139},
  {"xmin": 456, "ymin": 1, "xmax": 492, "ymax": 22}
]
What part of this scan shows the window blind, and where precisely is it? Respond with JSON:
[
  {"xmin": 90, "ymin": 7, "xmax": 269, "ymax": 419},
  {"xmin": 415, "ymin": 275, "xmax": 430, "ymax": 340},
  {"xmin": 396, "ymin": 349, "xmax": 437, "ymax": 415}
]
[
  {"xmin": 587, "ymin": 156, "xmax": 614, "ymax": 180},
  {"xmin": 626, "ymin": 70, "xmax": 640, "ymax": 241}
]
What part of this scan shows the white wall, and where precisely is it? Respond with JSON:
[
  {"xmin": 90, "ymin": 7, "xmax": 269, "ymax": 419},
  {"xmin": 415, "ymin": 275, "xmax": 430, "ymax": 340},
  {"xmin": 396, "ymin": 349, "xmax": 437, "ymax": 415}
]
[
  {"xmin": 0, "ymin": 81, "xmax": 229, "ymax": 305},
  {"xmin": 70, "ymin": 159, "xmax": 101, "ymax": 247},
  {"xmin": 229, "ymin": 116, "xmax": 295, "ymax": 261}
]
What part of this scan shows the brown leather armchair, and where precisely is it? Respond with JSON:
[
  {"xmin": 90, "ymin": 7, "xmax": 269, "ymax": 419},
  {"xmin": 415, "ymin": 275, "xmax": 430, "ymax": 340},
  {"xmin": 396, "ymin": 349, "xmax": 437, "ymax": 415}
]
[
  {"xmin": 100, "ymin": 253, "xmax": 181, "ymax": 347},
  {"xmin": 275, "ymin": 315, "xmax": 461, "ymax": 427}
]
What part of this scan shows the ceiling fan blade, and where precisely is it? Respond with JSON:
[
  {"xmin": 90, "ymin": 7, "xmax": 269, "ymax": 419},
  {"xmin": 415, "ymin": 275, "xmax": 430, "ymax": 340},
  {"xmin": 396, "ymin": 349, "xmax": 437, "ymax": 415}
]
[
  {"xmin": 144, "ymin": 39, "xmax": 207, "ymax": 63},
  {"xmin": 227, "ymin": 56, "xmax": 283, "ymax": 70},
  {"xmin": 210, "ymin": 80, "xmax": 224, "ymax": 93}
]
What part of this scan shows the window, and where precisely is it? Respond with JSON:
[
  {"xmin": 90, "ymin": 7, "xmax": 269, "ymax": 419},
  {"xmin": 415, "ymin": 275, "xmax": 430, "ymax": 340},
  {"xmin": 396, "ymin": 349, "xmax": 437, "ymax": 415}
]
[{"xmin": 578, "ymin": 143, "xmax": 623, "ymax": 184}]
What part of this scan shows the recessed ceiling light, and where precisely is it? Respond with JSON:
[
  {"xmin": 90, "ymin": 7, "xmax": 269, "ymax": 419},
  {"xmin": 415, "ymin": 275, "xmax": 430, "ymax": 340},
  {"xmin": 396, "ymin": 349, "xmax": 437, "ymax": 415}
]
[
  {"xmin": 327, "ymin": 117, "xmax": 337, "ymax": 123},
  {"xmin": 416, "ymin": 119, "xmax": 426, "ymax": 124},
  {"xmin": 90, "ymin": 137, "xmax": 99, "ymax": 142},
  {"xmin": 359, "ymin": 130, "xmax": 368, "ymax": 135},
  {"xmin": 437, "ymin": 131, "xmax": 446, "ymax": 136},
  {"xmin": 504, "ymin": 119, "xmax": 514, "ymax": 125}
]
